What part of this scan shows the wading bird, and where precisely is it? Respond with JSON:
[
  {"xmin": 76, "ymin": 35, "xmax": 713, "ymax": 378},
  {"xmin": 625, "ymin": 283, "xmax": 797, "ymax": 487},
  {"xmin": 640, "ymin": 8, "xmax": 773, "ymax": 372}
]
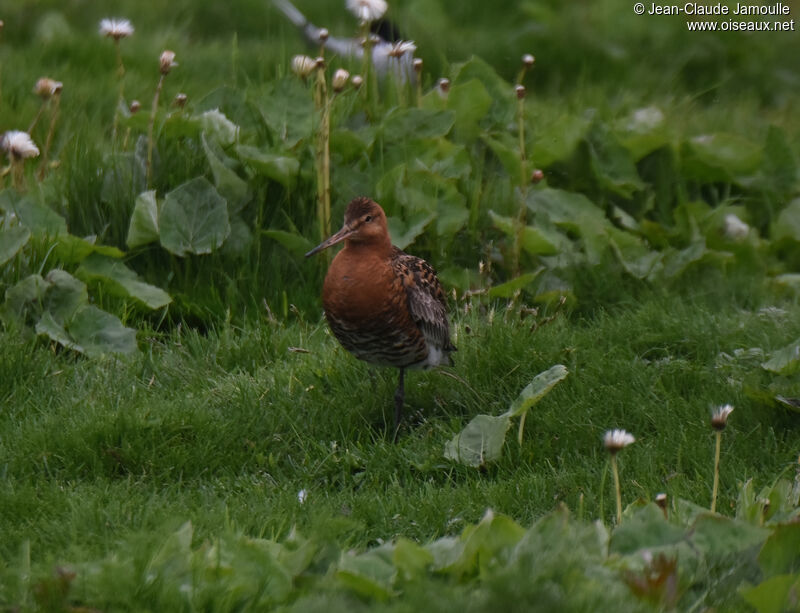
[{"xmin": 305, "ymin": 197, "xmax": 455, "ymax": 430}]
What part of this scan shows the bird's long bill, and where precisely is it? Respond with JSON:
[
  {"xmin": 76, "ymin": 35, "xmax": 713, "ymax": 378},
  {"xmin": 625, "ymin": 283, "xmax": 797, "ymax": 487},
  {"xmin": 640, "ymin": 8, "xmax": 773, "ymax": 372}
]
[{"xmin": 304, "ymin": 224, "xmax": 354, "ymax": 257}]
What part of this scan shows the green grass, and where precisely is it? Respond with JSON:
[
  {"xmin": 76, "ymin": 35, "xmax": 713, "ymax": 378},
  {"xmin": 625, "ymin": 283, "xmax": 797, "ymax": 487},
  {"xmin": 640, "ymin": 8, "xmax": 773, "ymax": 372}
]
[{"xmin": 2, "ymin": 276, "xmax": 798, "ymax": 573}]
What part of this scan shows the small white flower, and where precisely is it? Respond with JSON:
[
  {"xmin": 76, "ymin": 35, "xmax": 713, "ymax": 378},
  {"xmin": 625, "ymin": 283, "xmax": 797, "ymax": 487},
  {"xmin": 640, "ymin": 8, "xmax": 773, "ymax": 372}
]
[
  {"xmin": 332, "ymin": 68, "xmax": 351, "ymax": 92},
  {"xmin": 387, "ymin": 40, "xmax": 416, "ymax": 58},
  {"xmin": 350, "ymin": 74, "xmax": 364, "ymax": 89},
  {"xmin": 604, "ymin": 429, "xmax": 635, "ymax": 453},
  {"xmin": 711, "ymin": 404, "xmax": 734, "ymax": 430},
  {"xmin": 2, "ymin": 131, "xmax": 40, "ymax": 159},
  {"xmin": 436, "ymin": 78, "xmax": 450, "ymax": 99},
  {"xmin": 291, "ymin": 54, "xmax": 317, "ymax": 78},
  {"xmin": 346, "ymin": 0, "xmax": 387, "ymax": 22},
  {"xmin": 99, "ymin": 18, "xmax": 134, "ymax": 40},
  {"xmin": 723, "ymin": 214, "xmax": 749, "ymax": 241},
  {"xmin": 297, "ymin": 489, "xmax": 308, "ymax": 504},
  {"xmin": 159, "ymin": 50, "xmax": 177, "ymax": 75}
]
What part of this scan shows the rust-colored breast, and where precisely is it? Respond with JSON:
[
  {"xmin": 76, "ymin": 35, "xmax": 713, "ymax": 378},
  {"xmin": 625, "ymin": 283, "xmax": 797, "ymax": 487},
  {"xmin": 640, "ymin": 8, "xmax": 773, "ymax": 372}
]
[{"xmin": 322, "ymin": 247, "xmax": 430, "ymax": 368}]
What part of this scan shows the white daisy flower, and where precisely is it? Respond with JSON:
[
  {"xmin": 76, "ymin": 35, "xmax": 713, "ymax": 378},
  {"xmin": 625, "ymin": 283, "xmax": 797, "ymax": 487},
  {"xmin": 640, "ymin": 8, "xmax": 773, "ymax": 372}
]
[
  {"xmin": 291, "ymin": 54, "xmax": 317, "ymax": 78},
  {"xmin": 346, "ymin": 0, "xmax": 387, "ymax": 22},
  {"xmin": 33, "ymin": 77, "xmax": 63, "ymax": 98},
  {"xmin": 99, "ymin": 18, "xmax": 134, "ymax": 40},
  {"xmin": 159, "ymin": 50, "xmax": 178, "ymax": 75},
  {"xmin": 332, "ymin": 68, "xmax": 351, "ymax": 92},
  {"xmin": 2, "ymin": 131, "xmax": 40, "ymax": 159},
  {"xmin": 387, "ymin": 40, "xmax": 416, "ymax": 58},
  {"xmin": 604, "ymin": 429, "xmax": 636, "ymax": 454},
  {"xmin": 723, "ymin": 214, "xmax": 749, "ymax": 241}
]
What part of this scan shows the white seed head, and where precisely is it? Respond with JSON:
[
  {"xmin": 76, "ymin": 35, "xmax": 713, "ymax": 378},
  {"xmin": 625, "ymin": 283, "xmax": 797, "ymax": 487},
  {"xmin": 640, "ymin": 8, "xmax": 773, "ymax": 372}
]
[
  {"xmin": 723, "ymin": 214, "xmax": 749, "ymax": 241},
  {"xmin": 129, "ymin": 100, "xmax": 141, "ymax": 113},
  {"xmin": 711, "ymin": 404, "xmax": 734, "ymax": 430},
  {"xmin": 350, "ymin": 74, "xmax": 364, "ymax": 89},
  {"xmin": 2, "ymin": 131, "xmax": 40, "ymax": 160},
  {"xmin": 332, "ymin": 68, "xmax": 351, "ymax": 92},
  {"xmin": 159, "ymin": 50, "xmax": 177, "ymax": 75},
  {"xmin": 99, "ymin": 18, "xmax": 134, "ymax": 40},
  {"xmin": 387, "ymin": 40, "xmax": 416, "ymax": 58},
  {"xmin": 291, "ymin": 54, "xmax": 317, "ymax": 78},
  {"xmin": 604, "ymin": 429, "xmax": 635, "ymax": 454},
  {"xmin": 522, "ymin": 53, "xmax": 535, "ymax": 67},
  {"xmin": 346, "ymin": 0, "xmax": 388, "ymax": 23},
  {"xmin": 33, "ymin": 77, "xmax": 63, "ymax": 98}
]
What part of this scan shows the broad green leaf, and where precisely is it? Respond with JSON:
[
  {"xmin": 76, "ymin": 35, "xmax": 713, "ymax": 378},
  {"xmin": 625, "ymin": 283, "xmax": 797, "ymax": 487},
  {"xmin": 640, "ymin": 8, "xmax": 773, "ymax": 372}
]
[
  {"xmin": 587, "ymin": 123, "xmax": 645, "ymax": 198},
  {"xmin": 35, "ymin": 310, "xmax": 84, "ymax": 353},
  {"xmin": 263, "ymin": 229, "xmax": 313, "ymax": 258},
  {"xmin": 772, "ymin": 198, "xmax": 800, "ymax": 243},
  {"xmin": 127, "ymin": 190, "xmax": 160, "ymax": 249},
  {"xmin": 482, "ymin": 133, "xmax": 524, "ymax": 180},
  {"xmin": 531, "ymin": 114, "xmax": 591, "ymax": 168},
  {"xmin": 488, "ymin": 210, "xmax": 560, "ymax": 256},
  {"xmin": 614, "ymin": 106, "xmax": 670, "ymax": 161},
  {"xmin": 447, "ymin": 79, "xmax": 492, "ymax": 142},
  {"xmin": 221, "ymin": 215, "xmax": 253, "ymax": 258},
  {"xmin": 160, "ymin": 177, "xmax": 230, "ymax": 257},
  {"xmin": 10, "ymin": 195, "xmax": 67, "ymax": 236},
  {"xmin": 257, "ymin": 78, "xmax": 313, "ymax": 148},
  {"xmin": 197, "ymin": 108, "xmax": 239, "ymax": 146},
  {"xmin": 608, "ymin": 226, "xmax": 661, "ymax": 279},
  {"xmin": 487, "ymin": 271, "xmax": 542, "ymax": 298},
  {"xmin": 761, "ymin": 125, "xmax": 798, "ymax": 196},
  {"xmin": 393, "ymin": 538, "xmax": 433, "ymax": 582},
  {"xmin": 437, "ymin": 267, "xmax": 482, "ymax": 292},
  {"xmin": 758, "ymin": 521, "xmax": 800, "ymax": 576},
  {"xmin": 689, "ymin": 514, "xmax": 769, "ymax": 558},
  {"xmin": 436, "ymin": 200, "xmax": 468, "ymax": 237},
  {"xmin": 67, "ymin": 305, "xmax": 138, "ymax": 357},
  {"xmin": 202, "ymin": 134, "xmax": 249, "ymax": 215},
  {"xmin": 682, "ymin": 133, "xmax": 762, "ymax": 183},
  {"xmin": 608, "ymin": 504, "xmax": 685, "ymax": 555},
  {"xmin": 381, "ymin": 108, "xmax": 455, "ymax": 142},
  {"xmin": 76, "ymin": 253, "xmax": 171, "ymax": 310},
  {"xmin": 387, "ymin": 212, "xmax": 435, "ymax": 250},
  {"xmin": 235, "ymin": 145, "xmax": 299, "ymax": 188},
  {"xmin": 451, "ymin": 56, "xmax": 514, "ymax": 125},
  {"xmin": 2, "ymin": 274, "xmax": 48, "ymax": 324},
  {"xmin": 336, "ymin": 548, "xmax": 396, "ymax": 601},
  {"xmin": 741, "ymin": 574, "xmax": 800, "ymax": 613},
  {"xmin": 43, "ymin": 269, "xmax": 88, "ymax": 324},
  {"xmin": 761, "ymin": 339, "xmax": 800, "ymax": 375},
  {"xmin": 505, "ymin": 364, "xmax": 569, "ymax": 418},
  {"xmin": 51, "ymin": 234, "xmax": 125, "ymax": 264},
  {"xmin": 444, "ymin": 414, "xmax": 511, "ymax": 467},
  {"xmin": 0, "ymin": 225, "xmax": 30, "ymax": 266}
]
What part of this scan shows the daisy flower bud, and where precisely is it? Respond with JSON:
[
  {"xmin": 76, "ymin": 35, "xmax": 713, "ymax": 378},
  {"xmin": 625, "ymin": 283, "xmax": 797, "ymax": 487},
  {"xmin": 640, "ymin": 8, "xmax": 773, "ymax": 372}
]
[
  {"xmin": 350, "ymin": 74, "xmax": 364, "ymax": 89},
  {"xmin": 515, "ymin": 84, "xmax": 526, "ymax": 100},
  {"xmin": 711, "ymin": 404, "xmax": 734, "ymax": 431},
  {"xmin": 34, "ymin": 77, "xmax": 63, "ymax": 99},
  {"xmin": 318, "ymin": 28, "xmax": 330, "ymax": 43},
  {"xmin": 522, "ymin": 53, "xmax": 535, "ymax": 68},
  {"xmin": 413, "ymin": 58, "xmax": 423, "ymax": 74},
  {"xmin": 436, "ymin": 78, "xmax": 450, "ymax": 99},
  {"xmin": 159, "ymin": 50, "xmax": 177, "ymax": 75},
  {"xmin": 129, "ymin": 100, "xmax": 141, "ymax": 113},
  {"xmin": 332, "ymin": 68, "xmax": 350, "ymax": 93},
  {"xmin": 291, "ymin": 54, "xmax": 317, "ymax": 78},
  {"xmin": 531, "ymin": 169, "xmax": 544, "ymax": 184},
  {"xmin": 173, "ymin": 93, "xmax": 188, "ymax": 108}
]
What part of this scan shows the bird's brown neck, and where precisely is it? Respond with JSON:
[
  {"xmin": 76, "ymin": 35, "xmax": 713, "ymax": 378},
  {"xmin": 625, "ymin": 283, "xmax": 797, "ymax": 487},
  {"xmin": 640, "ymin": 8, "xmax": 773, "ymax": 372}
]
[{"xmin": 344, "ymin": 235, "xmax": 393, "ymax": 258}]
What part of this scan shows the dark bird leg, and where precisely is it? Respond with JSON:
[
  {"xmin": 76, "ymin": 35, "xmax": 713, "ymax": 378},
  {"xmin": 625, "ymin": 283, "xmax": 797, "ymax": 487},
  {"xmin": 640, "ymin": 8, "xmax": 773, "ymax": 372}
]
[{"xmin": 393, "ymin": 367, "xmax": 405, "ymax": 434}]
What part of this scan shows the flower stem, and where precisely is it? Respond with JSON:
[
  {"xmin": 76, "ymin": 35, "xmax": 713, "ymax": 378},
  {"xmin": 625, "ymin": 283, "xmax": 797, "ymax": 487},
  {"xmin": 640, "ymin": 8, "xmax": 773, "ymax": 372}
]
[
  {"xmin": 38, "ymin": 92, "xmax": 60, "ymax": 180},
  {"xmin": 611, "ymin": 454, "xmax": 623, "ymax": 524},
  {"xmin": 711, "ymin": 430, "xmax": 722, "ymax": 513},
  {"xmin": 147, "ymin": 74, "xmax": 165, "ymax": 187},
  {"xmin": 314, "ymin": 69, "xmax": 331, "ymax": 259},
  {"xmin": 112, "ymin": 39, "xmax": 125, "ymax": 144}
]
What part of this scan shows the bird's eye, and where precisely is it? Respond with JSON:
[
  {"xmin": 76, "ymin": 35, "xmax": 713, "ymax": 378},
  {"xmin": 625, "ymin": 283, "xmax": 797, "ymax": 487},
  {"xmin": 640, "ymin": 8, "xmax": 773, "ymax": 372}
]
[{"xmin": 364, "ymin": 215, "xmax": 373, "ymax": 222}]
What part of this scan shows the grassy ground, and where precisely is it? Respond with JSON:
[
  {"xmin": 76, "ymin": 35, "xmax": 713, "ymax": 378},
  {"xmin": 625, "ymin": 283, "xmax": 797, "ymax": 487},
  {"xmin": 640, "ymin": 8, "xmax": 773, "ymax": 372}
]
[{"xmin": 2, "ymin": 273, "xmax": 798, "ymax": 571}]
